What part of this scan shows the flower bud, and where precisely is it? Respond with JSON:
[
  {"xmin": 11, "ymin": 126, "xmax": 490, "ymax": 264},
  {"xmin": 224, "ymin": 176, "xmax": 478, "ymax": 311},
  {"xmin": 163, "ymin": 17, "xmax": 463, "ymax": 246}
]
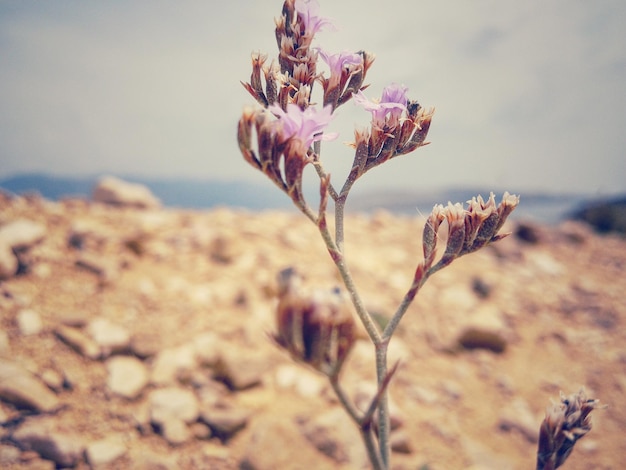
[
  {"xmin": 274, "ymin": 269, "xmax": 356, "ymax": 376},
  {"xmin": 536, "ymin": 389, "xmax": 603, "ymax": 470}
]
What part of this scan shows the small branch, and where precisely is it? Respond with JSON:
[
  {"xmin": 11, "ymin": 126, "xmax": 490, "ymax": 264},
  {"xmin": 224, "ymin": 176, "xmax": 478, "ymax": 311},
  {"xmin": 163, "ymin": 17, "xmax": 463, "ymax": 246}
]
[
  {"xmin": 360, "ymin": 425, "xmax": 385, "ymax": 470},
  {"xmin": 330, "ymin": 375, "xmax": 362, "ymax": 424}
]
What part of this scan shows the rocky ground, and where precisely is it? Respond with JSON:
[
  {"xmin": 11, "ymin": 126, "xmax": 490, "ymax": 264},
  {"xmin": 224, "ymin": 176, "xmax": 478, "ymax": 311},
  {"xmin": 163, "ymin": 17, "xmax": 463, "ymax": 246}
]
[{"xmin": 0, "ymin": 185, "xmax": 625, "ymax": 469}]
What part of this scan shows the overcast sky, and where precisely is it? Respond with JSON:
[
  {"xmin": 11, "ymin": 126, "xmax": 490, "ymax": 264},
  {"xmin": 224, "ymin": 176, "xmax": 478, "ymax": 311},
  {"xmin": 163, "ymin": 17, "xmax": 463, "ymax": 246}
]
[{"xmin": 1, "ymin": 0, "xmax": 625, "ymax": 197}]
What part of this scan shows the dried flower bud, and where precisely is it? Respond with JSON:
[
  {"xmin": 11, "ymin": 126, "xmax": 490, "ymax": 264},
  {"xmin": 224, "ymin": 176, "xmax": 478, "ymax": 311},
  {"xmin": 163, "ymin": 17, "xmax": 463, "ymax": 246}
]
[
  {"xmin": 424, "ymin": 192, "xmax": 519, "ymax": 273},
  {"xmin": 422, "ymin": 203, "xmax": 446, "ymax": 268},
  {"xmin": 438, "ymin": 202, "xmax": 466, "ymax": 268},
  {"xmin": 274, "ymin": 268, "xmax": 356, "ymax": 376},
  {"xmin": 241, "ymin": 53, "xmax": 270, "ymax": 107},
  {"xmin": 396, "ymin": 104, "xmax": 435, "ymax": 155},
  {"xmin": 536, "ymin": 389, "xmax": 604, "ymax": 470},
  {"xmin": 263, "ymin": 61, "xmax": 281, "ymax": 106},
  {"xmin": 338, "ymin": 51, "xmax": 375, "ymax": 107},
  {"xmin": 460, "ymin": 192, "xmax": 519, "ymax": 255}
]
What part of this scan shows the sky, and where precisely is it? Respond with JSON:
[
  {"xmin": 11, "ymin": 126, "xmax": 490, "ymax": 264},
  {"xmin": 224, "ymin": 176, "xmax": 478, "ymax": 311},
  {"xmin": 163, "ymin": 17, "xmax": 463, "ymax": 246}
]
[{"xmin": 1, "ymin": 0, "xmax": 625, "ymax": 197}]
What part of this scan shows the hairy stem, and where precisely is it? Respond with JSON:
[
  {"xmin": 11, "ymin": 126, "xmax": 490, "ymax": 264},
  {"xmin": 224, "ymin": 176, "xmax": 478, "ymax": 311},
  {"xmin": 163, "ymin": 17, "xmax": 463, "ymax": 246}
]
[{"xmin": 375, "ymin": 340, "xmax": 390, "ymax": 468}]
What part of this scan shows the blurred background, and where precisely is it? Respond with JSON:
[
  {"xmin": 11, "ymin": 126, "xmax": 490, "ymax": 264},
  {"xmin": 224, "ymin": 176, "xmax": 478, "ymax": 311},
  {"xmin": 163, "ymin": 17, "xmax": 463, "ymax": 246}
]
[{"xmin": 1, "ymin": 0, "xmax": 625, "ymax": 218}]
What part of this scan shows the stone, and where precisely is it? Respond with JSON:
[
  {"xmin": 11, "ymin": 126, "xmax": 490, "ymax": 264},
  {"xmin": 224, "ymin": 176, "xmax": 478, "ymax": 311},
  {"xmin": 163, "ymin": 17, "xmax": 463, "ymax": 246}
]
[
  {"xmin": 56, "ymin": 310, "xmax": 89, "ymax": 328},
  {"xmin": 11, "ymin": 417, "xmax": 84, "ymax": 468},
  {"xmin": 455, "ymin": 304, "xmax": 509, "ymax": 353},
  {"xmin": 0, "ymin": 238, "xmax": 17, "ymax": 280},
  {"xmin": 85, "ymin": 436, "xmax": 127, "ymax": 466},
  {"xmin": 514, "ymin": 221, "xmax": 543, "ymax": 244},
  {"xmin": 54, "ymin": 325, "xmax": 101, "ymax": 359},
  {"xmin": 158, "ymin": 417, "xmax": 192, "ymax": 446},
  {"xmin": 200, "ymin": 406, "xmax": 250, "ymax": 441},
  {"xmin": 0, "ymin": 219, "xmax": 46, "ymax": 250},
  {"xmin": 0, "ymin": 359, "xmax": 60, "ymax": 412},
  {"xmin": 192, "ymin": 331, "xmax": 220, "ymax": 367},
  {"xmin": 75, "ymin": 254, "xmax": 118, "ymax": 284},
  {"xmin": 130, "ymin": 332, "xmax": 162, "ymax": 359},
  {"xmin": 297, "ymin": 408, "xmax": 365, "ymax": 466},
  {"xmin": 149, "ymin": 387, "xmax": 199, "ymax": 425},
  {"xmin": 240, "ymin": 416, "xmax": 327, "ymax": 470},
  {"xmin": 189, "ymin": 422, "xmax": 212, "ymax": 440},
  {"xmin": 150, "ymin": 344, "xmax": 197, "ymax": 385},
  {"xmin": 92, "ymin": 175, "xmax": 161, "ymax": 209},
  {"xmin": 40, "ymin": 369, "xmax": 64, "ymax": 393},
  {"xmin": 16, "ymin": 309, "xmax": 43, "ymax": 336},
  {"xmin": 498, "ymin": 397, "xmax": 540, "ymax": 443},
  {"xmin": 274, "ymin": 364, "xmax": 325, "ymax": 399},
  {"xmin": 106, "ymin": 355, "xmax": 149, "ymax": 399},
  {"xmin": 212, "ymin": 351, "xmax": 265, "ymax": 391},
  {"xmin": 570, "ymin": 196, "xmax": 626, "ymax": 234},
  {"xmin": 86, "ymin": 318, "xmax": 131, "ymax": 357},
  {"xmin": 390, "ymin": 429, "xmax": 413, "ymax": 454}
]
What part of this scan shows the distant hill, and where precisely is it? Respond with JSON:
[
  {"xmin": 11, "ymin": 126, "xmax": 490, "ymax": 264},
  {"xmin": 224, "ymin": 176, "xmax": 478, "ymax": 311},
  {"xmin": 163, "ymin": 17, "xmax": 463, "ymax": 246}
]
[{"xmin": 0, "ymin": 173, "xmax": 615, "ymax": 224}]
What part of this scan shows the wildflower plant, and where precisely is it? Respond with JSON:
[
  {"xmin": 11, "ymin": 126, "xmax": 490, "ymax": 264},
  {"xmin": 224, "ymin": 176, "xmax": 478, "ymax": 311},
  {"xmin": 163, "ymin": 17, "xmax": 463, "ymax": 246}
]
[{"xmin": 237, "ymin": 1, "xmax": 600, "ymax": 468}]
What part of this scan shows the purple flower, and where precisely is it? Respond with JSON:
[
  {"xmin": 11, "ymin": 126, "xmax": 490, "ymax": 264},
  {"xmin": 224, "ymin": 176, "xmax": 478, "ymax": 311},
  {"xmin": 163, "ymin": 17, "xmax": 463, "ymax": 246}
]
[
  {"xmin": 317, "ymin": 48, "xmax": 364, "ymax": 87},
  {"xmin": 317, "ymin": 49, "xmax": 363, "ymax": 76},
  {"xmin": 381, "ymin": 83, "xmax": 408, "ymax": 107},
  {"xmin": 269, "ymin": 104, "xmax": 338, "ymax": 154},
  {"xmin": 353, "ymin": 83, "xmax": 409, "ymax": 128},
  {"xmin": 295, "ymin": 0, "xmax": 336, "ymax": 36}
]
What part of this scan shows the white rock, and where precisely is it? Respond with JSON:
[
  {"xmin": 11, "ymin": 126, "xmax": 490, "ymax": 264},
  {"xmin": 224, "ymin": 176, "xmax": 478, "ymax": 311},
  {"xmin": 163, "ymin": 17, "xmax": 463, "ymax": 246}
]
[
  {"xmin": 192, "ymin": 332, "xmax": 220, "ymax": 367},
  {"xmin": 0, "ymin": 360, "xmax": 60, "ymax": 412},
  {"xmin": 11, "ymin": 416, "xmax": 83, "ymax": 467},
  {"xmin": 159, "ymin": 418, "xmax": 192, "ymax": 446},
  {"xmin": 54, "ymin": 325, "xmax": 101, "ymax": 359},
  {"xmin": 107, "ymin": 356, "xmax": 149, "ymax": 399},
  {"xmin": 0, "ymin": 219, "xmax": 46, "ymax": 250},
  {"xmin": 149, "ymin": 387, "xmax": 199, "ymax": 425},
  {"xmin": 150, "ymin": 344, "xmax": 197, "ymax": 385},
  {"xmin": 87, "ymin": 318, "xmax": 131, "ymax": 357},
  {"xmin": 274, "ymin": 364, "xmax": 325, "ymax": 398},
  {"xmin": 16, "ymin": 309, "xmax": 43, "ymax": 336},
  {"xmin": 92, "ymin": 176, "xmax": 161, "ymax": 209},
  {"xmin": 85, "ymin": 437, "xmax": 127, "ymax": 466}
]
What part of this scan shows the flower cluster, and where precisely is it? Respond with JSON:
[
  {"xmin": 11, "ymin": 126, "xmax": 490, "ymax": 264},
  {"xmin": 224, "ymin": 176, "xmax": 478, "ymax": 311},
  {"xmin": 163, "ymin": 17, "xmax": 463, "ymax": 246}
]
[
  {"xmin": 349, "ymin": 84, "xmax": 435, "ymax": 182},
  {"xmin": 242, "ymin": 0, "xmax": 372, "ymax": 112},
  {"xmin": 237, "ymin": 104, "xmax": 335, "ymax": 210},
  {"xmin": 422, "ymin": 192, "xmax": 520, "ymax": 273},
  {"xmin": 274, "ymin": 268, "xmax": 356, "ymax": 377},
  {"xmin": 239, "ymin": 0, "xmax": 381, "ymax": 214},
  {"xmin": 238, "ymin": 0, "xmax": 433, "ymax": 216},
  {"xmin": 536, "ymin": 389, "xmax": 604, "ymax": 470}
]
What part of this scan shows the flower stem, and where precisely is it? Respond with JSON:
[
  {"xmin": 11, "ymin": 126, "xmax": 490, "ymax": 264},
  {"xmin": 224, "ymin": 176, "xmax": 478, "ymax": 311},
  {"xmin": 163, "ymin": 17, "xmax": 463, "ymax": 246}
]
[{"xmin": 375, "ymin": 340, "xmax": 390, "ymax": 468}]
